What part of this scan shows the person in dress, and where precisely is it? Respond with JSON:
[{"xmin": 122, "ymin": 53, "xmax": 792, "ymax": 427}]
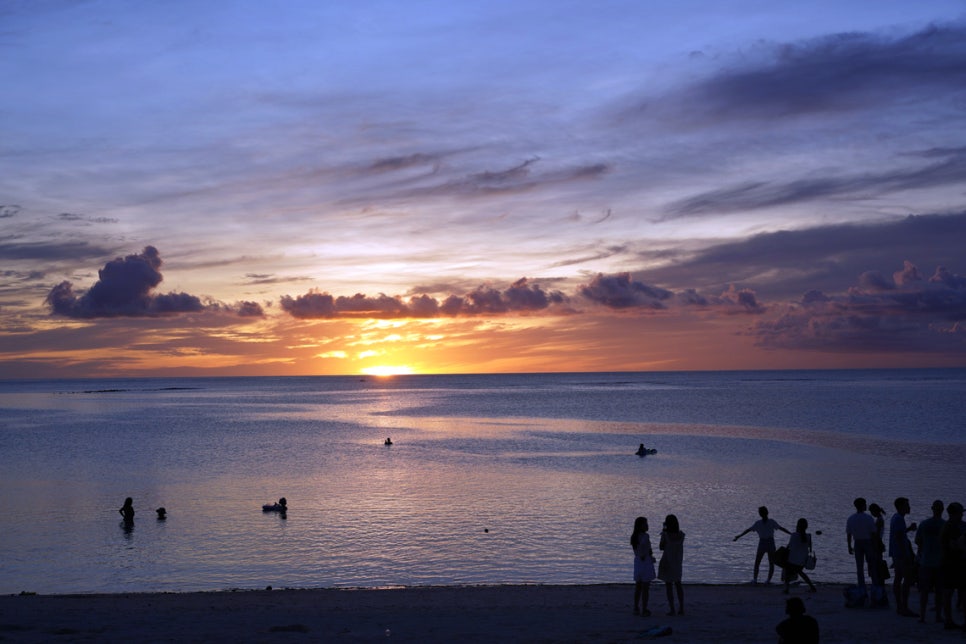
[
  {"xmin": 658, "ymin": 514, "xmax": 685, "ymax": 615},
  {"xmin": 775, "ymin": 596, "xmax": 819, "ymax": 644},
  {"xmin": 630, "ymin": 516, "xmax": 656, "ymax": 615},
  {"xmin": 783, "ymin": 518, "xmax": 817, "ymax": 594},
  {"xmin": 733, "ymin": 506, "xmax": 791, "ymax": 584}
]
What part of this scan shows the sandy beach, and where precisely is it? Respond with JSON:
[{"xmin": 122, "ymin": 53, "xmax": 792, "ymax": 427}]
[{"xmin": 1, "ymin": 583, "xmax": 962, "ymax": 643}]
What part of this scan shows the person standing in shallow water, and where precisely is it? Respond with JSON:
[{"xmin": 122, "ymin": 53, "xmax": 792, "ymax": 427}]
[
  {"xmin": 733, "ymin": 506, "xmax": 791, "ymax": 584},
  {"xmin": 119, "ymin": 497, "xmax": 135, "ymax": 524},
  {"xmin": 658, "ymin": 514, "xmax": 685, "ymax": 616},
  {"xmin": 630, "ymin": 517, "xmax": 656, "ymax": 616}
]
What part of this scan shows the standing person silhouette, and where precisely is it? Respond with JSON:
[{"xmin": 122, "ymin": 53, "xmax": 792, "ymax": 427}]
[
  {"xmin": 916, "ymin": 500, "xmax": 946, "ymax": 623},
  {"xmin": 658, "ymin": 514, "xmax": 685, "ymax": 615},
  {"xmin": 939, "ymin": 501, "xmax": 965, "ymax": 631},
  {"xmin": 630, "ymin": 516, "xmax": 656, "ymax": 616},
  {"xmin": 846, "ymin": 497, "xmax": 878, "ymax": 591},
  {"xmin": 784, "ymin": 518, "xmax": 817, "ymax": 594},
  {"xmin": 734, "ymin": 506, "xmax": 792, "ymax": 584},
  {"xmin": 119, "ymin": 497, "xmax": 135, "ymax": 526},
  {"xmin": 889, "ymin": 497, "xmax": 919, "ymax": 617}
]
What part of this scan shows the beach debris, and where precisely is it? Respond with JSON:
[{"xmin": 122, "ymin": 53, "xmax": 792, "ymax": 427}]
[{"xmin": 639, "ymin": 625, "xmax": 672, "ymax": 638}]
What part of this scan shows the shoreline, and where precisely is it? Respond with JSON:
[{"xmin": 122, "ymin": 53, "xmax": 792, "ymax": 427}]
[{"xmin": 2, "ymin": 583, "xmax": 962, "ymax": 642}]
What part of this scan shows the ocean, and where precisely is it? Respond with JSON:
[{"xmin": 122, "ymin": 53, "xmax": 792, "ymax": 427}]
[{"xmin": 1, "ymin": 369, "xmax": 964, "ymax": 595}]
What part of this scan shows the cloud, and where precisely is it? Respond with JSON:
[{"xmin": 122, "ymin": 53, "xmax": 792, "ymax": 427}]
[
  {"xmin": 753, "ymin": 261, "xmax": 966, "ymax": 353},
  {"xmin": 578, "ymin": 272, "xmax": 673, "ymax": 310},
  {"xmin": 711, "ymin": 285, "xmax": 766, "ymax": 314},
  {"xmin": 45, "ymin": 246, "xmax": 206, "ymax": 318},
  {"xmin": 399, "ymin": 158, "xmax": 611, "ymax": 199},
  {"xmin": 241, "ymin": 273, "xmax": 313, "ymax": 286},
  {"xmin": 280, "ymin": 277, "xmax": 568, "ymax": 319},
  {"xmin": 235, "ymin": 301, "xmax": 265, "ymax": 317},
  {"xmin": 0, "ymin": 205, "xmax": 22, "ymax": 218},
  {"xmin": 57, "ymin": 212, "xmax": 119, "ymax": 224},
  {"xmin": 663, "ymin": 147, "xmax": 966, "ymax": 219},
  {"xmin": 0, "ymin": 240, "xmax": 117, "ymax": 262},
  {"xmin": 638, "ymin": 212, "xmax": 966, "ymax": 300},
  {"xmin": 676, "ymin": 23, "xmax": 966, "ymax": 122},
  {"xmin": 367, "ymin": 153, "xmax": 442, "ymax": 173}
]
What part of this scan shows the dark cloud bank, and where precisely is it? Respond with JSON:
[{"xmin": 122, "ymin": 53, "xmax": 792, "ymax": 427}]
[
  {"xmin": 670, "ymin": 22, "xmax": 966, "ymax": 124},
  {"xmin": 280, "ymin": 278, "xmax": 569, "ymax": 319},
  {"xmin": 46, "ymin": 246, "xmax": 263, "ymax": 318},
  {"xmin": 45, "ymin": 234, "xmax": 966, "ymax": 355}
]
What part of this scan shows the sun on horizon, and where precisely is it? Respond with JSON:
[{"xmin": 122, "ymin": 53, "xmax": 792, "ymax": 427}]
[{"xmin": 360, "ymin": 365, "xmax": 415, "ymax": 377}]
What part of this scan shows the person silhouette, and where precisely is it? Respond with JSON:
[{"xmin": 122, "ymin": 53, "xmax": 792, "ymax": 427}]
[
  {"xmin": 631, "ymin": 516, "xmax": 656, "ymax": 615},
  {"xmin": 659, "ymin": 514, "xmax": 685, "ymax": 615},
  {"xmin": 119, "ymin": 497, "xmax": 135, "ymax": 525},
  {"xmin": 847, "ymin": 497, "xmax": 878, "ymax": 591},
  {"xmin": 156, "ymin": 507, "xmax": 167, "ymax": 520},
  {"xmin": 734, "ymin": 506, "xmax": 792, "ymax": 584},
  {"xmin": 783, "ymin": 518, "xmax": 817, "ymax": 594},
  {"xmin": 776, "ymin": 596, "xmax": 819, "ymax": 643}
]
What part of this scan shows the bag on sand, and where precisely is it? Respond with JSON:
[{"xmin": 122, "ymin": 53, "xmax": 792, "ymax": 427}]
[
  {"xmin": 870, "ymin": 584, "xmax": 889, "ymax": 608},
  {"xmin": 773, "ymin": 546, "xmax": 789, "ymax": 568},
  {"xmin": 843, "ymin": 585, "xmax": 867, "ymax": 608}
]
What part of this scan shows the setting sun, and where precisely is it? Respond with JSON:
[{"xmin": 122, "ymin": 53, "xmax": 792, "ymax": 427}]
[{"xmin": 360, "ymin": 365, "xmax": 415, "ymax": 376}]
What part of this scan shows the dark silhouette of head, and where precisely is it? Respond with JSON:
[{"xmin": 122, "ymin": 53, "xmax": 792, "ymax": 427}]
[
  {"xmin": 664, "ymin": 514, "xmax": 680, "ymax": 533},
  {"xmin": 785, "ymin": 596, "xmax": 806, "ymax": 616},
  {"xmin": 796, "ymin": 518, "xmax": 808, "ymax": 535},
  {"xmin": 853, "ymin": 497, "xmax": 867, "ymax": 512},
  {"xmin": 759, "ymin": 506, "xmax": 768, "ymax": 519}
]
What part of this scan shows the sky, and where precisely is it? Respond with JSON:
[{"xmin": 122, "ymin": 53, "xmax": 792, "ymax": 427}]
[{"xmin": 2, "ymin": 0, "xmax": 966, "ymax": 378}]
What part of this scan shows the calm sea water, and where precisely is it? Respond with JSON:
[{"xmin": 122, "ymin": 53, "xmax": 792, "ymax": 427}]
[{"xmin": 1, "ymin": 369, "xmax": 964, "ymax": 594}]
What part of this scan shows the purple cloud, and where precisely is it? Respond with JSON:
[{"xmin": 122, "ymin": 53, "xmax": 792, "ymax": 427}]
[
  {"xmin": 753, "ymin": 262, "xmax": 966, "ymax": 353},
  {"xmin": 280, "ymin": 278, "xmax": 568, "ymax": 319},
  {"xmin": 46, "ymin": 246, "xmax": 205, "ymax": 318},
  {"xmin": 578, "ymin": 272, "xmax": 673, "ymax": 310},
  {"xmin": 678, "ymin": 24, "xmax": 966, "ymax": 122}
]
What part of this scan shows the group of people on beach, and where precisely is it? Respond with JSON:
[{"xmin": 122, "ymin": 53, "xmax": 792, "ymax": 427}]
[
  {"xmin": 630, "ymin": 514, "xmax": 685, "ymax": 617},
  {"xmin": 631, "ymin": 499, "xmax": 965, "ymax": 641},
  {"xmin": 845, "ymin": 496, "xmax": 966, "ymax": 631}
]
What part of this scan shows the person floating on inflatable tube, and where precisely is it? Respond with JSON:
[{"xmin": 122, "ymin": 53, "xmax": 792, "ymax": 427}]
[
  {"xmin": 262, "ymin": 497, "xmax": 287, "ymax": 514},
  {"xmin": 636, "ymin": 443, "xmax": 657, "ymax": 457}
]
